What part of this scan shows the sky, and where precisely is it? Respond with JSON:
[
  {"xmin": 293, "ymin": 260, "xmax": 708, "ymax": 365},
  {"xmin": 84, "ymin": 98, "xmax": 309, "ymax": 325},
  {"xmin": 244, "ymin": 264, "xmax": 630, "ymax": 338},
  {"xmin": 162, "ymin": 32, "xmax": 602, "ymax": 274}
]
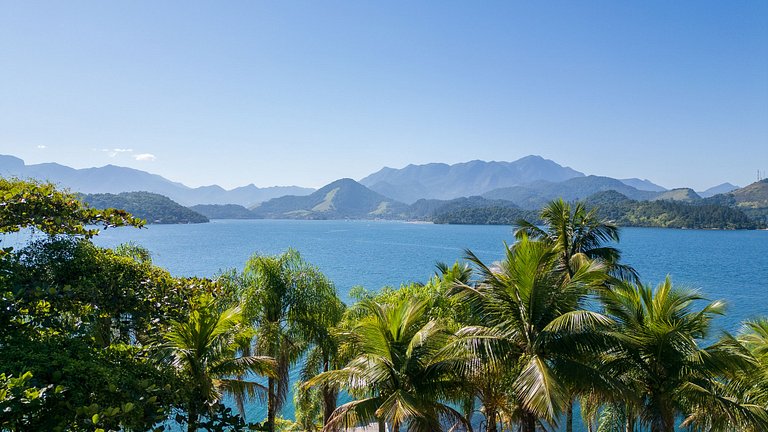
[{"xmin": 1, "ymin": 1, "xmax": 766, "ymax": 190}]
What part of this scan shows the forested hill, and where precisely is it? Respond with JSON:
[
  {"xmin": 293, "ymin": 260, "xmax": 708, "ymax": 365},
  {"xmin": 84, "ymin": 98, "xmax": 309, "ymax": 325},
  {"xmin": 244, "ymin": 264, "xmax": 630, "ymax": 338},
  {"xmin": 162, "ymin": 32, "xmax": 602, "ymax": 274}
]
[
  {"xmin": 190, "ymin": 204, "xmax": 258, "ymax": 219},
  {"xmin": 585, "ymin": 191, "xmax": 759, "ymax": 229},
  {"xmin": 431, "ymin": 191, "xmax": 760, "ymax": 229},
  {"xmin": 82, "ymin": 192, "xmax": 209, "ymax": 224}
]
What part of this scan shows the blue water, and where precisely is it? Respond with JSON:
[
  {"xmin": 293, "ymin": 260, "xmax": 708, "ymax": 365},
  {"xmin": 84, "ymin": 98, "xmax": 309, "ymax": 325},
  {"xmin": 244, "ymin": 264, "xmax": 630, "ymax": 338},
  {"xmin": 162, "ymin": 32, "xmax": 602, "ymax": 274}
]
[{"xmin": 86, "ymin": 220, "xmax": 768, "ymax": 430}]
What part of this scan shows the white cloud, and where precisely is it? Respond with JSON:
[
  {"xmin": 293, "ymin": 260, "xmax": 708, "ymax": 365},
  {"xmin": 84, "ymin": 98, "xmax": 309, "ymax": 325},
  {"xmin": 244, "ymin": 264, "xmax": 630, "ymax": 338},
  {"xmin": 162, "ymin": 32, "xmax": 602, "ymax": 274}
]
[
  {"xmin": 99, "ymin": 148, "xmax": 134, "ymax": 157},
  {"xmin": 36, "ymin": 145, "xmax": 47, "ymax": 149},
  {"xmin": 134, "ymin": 153, "xmax": 156, "ymax": 161}
]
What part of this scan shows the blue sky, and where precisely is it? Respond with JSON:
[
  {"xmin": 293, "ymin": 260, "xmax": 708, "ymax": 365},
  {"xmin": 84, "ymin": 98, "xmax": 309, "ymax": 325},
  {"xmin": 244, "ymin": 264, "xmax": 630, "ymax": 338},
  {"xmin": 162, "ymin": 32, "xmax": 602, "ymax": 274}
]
[{"xmin": 1, "ymin": 1, "xmax": 766, "ymax": 190}]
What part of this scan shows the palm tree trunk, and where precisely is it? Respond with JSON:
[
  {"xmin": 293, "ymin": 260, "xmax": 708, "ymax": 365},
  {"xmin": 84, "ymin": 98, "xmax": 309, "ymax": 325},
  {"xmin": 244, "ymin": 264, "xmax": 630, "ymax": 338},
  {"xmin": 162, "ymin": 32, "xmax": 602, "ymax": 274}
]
[
  {"xmin": 187, "ymin": 403, "xmax": 198, "ymax": 432},
  {"xmin": 267, "ymin": 377, "xmax": 276, "ymax": 432},
  {"xmin": 566, "ymin": 399, "xmax": 574, "ymax": 432},
  {"xmin": 378, "ymin": 418, "xmax": 386, "ymax": 432},
  {"xmin": 624, "ymin": 415, "xmax": 633, "ymax": 432},
  {"xmin": 321, "ymin": 356, "xmax": 336, "ymax": 427},
  {"xmin": 487, "ymin": 408, "xmax": 498, "ymax": 432},
  {"xmin": 521, "ymin": 412, "xmax": 536, "ymax": 432}
]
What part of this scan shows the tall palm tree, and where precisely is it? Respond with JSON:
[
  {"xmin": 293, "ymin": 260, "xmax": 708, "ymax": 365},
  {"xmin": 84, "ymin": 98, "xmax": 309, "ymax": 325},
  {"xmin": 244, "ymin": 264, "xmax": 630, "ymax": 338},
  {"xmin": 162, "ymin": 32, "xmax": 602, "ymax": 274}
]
[
  {"xmin": 296, "ymin": 276, "xmax": 346, "ymax": 430},
  {"xmin": 454, "ymin": 236, "xmax": 616, "ymax": 432},
  {"xmin": 162, "ymin": 298, "xmax": 276, "ymax": 432},
  {"xmin": 240, "ymin": 249, "xmax": 341, "ymax": 432},
  {"xmin": 515, "ymin": 198, "xmax": 638, "ymax": 431},
  {"xmin": 598, "ymin": 277, "xmax": 739, "ymax": 432},
  {"xmin": 305, "ymin": 298, "xmax": 471, "ymax": 432},
  {"xmin": 515, "ymin": 198, "xmax": 638, "ymax": 283}
]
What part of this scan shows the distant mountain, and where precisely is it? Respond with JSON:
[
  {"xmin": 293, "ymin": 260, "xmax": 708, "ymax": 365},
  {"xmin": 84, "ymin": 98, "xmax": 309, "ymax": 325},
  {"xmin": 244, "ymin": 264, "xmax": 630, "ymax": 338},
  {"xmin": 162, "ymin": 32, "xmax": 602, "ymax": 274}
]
[
  {"xmin": 482, "ymin": 175, "xmax": 657, "ymax": 209},
  {"xmin": 82, "ymin": 192, "xmax": 209, "ymax": 224},
  {"xmin": 705, "ymin": 179, "xmax": 768, "ymax": 224},
  {"xmin": 0, "ymin": 154, "xmax": 313, "ymax": 206},
  {"xmin": 190, "ymin": 204, "xmax": 258, "ymax": 219},
  {"xmin": 698, "ymin": 182, "xmax": 740, "ymax": 198},
  {"xmin": 620, "ymin": 178, "xmax": 667, "ymax": 192},
  {"xmin": 251, "ymin": 178, "xmax": 409, "ymax": 219},
  {"xmin": 359, "ymin": 156, "xmax": 584, "ymax": 203},
  {"xmin": 651, "ymin": 188, "xmax": 701, "ymax": 202}
]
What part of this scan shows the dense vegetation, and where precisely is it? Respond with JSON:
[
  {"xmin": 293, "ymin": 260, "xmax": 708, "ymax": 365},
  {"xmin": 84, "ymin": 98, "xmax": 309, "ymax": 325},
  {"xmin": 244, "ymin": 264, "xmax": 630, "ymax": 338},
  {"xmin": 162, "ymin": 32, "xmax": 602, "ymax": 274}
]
[
  {"xmin": 433, "ymin": 190, "xmax": 762, "ymax": 229},
  {"xmin": 3, "ymin": 179, "xmax": 768, "ymax": 432},
  {"xmin": 83, "ymin": 192, "xmax": 209, "ymax": 224}
]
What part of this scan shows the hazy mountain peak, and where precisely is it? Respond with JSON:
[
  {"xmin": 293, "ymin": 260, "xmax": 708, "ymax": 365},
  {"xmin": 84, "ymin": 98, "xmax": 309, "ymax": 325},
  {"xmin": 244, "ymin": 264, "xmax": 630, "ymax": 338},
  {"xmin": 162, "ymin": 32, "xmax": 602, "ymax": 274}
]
[
  {"xmin": 620, "ymin": 178, "xmax": 667, "ymax": 192},
  {"xmin": 359, "ymin": 156, "xmax": 585, "ymax": 203},
  {"xmin": 698, "ymin": 182, "xmax": 740, "ymax": 198}
]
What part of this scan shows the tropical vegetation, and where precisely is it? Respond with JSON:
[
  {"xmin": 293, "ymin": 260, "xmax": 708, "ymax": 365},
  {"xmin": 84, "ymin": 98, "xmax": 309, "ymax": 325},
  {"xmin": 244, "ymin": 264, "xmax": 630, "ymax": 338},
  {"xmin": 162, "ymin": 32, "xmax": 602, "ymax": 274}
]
[{"xmin": 2, "ymin": 177, "xmax": 768, "ymax": 431}]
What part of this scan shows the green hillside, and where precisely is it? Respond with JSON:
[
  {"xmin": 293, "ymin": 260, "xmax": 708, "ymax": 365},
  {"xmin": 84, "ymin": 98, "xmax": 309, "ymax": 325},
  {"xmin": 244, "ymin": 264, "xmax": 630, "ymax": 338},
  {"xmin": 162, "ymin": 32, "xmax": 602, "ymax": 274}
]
[
  {"xmin": 651, "ymin": 188, "xmax": 701, "ymax": 202},
  {"xmin": 585, "ymin": 191, "xmax": 758, "ymax": 229},
  {"xmin": 82, "ymin": 191, "xmax": 209, "ymax": 224},
  {"xmin": 704, "ymin": 179, "xmax": 768, "ymax": 224},
  {"xmin": 250, "ymin": 178, "xmax": 409, "ymax": 219}
]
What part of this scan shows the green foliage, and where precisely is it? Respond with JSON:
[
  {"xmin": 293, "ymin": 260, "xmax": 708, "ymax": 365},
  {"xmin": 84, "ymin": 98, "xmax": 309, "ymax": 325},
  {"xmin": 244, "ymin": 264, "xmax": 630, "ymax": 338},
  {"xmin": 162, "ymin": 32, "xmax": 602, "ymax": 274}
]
[
  {"xmin": 305, "ymin": 297, "xmax": 472, "ymax": 431},
  {"xmin": 0, "ymin": 334, "xmax": 177, "ymax": 431},
  {"xmin": 82, "ymin": 191, "xmax": 209, "ymax": 224},
  {"xmin": 597, "ymin": 278, "xmax": 753, "ymax": 432},
  {"xmin": 0, "ymin": 177, "xmax": 143, "ymax": 241},
  {"xmin": 162, "ymin": 295, "xmax": 276, "ymax": 432},
  {"xmin": 455, "ymin": 236, "xmax": 615, "ymax": 431},
  {"xmin": 0, "ymin": 371, "xmax": 64, "ymax": 430},
  {"xmin": 237, "ymin": 249, "xmax": 343, "ymax": 431}
]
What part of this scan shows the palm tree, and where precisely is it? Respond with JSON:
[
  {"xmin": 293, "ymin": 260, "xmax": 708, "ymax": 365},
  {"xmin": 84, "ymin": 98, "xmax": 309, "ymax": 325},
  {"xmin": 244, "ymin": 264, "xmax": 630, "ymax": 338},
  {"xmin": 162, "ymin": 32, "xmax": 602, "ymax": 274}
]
[
  {"xmin": 598, "ymin": 277, "xmax": 737, "ymax": 432},
  {"xmin": 454, "ymin": 236, "xmax": 615, "ymax": 432},
  {"xmin": 296, "ymin": 276, "xmax": 346, "ymax": 430},
  {"xmin": 305, "ymin": 298, "xmax": 471, "ymax": 432},
  {"xmin": 515, "ymin": 198, "xmax": 638, "ymax": 283},
  {"xmin": 680, "ymin": 318, "xmax": 768, "ymax": 431},
  {"xmin": 162, "ymin": 297, "xmax": 276, "ymax": 432},
  {"xmin": 515, "ymin": 198, "xmax": 638, "ymax": 431},
  {"xmin": 240, "ymin": 249, "xmax": 341, "ymax": 432}
]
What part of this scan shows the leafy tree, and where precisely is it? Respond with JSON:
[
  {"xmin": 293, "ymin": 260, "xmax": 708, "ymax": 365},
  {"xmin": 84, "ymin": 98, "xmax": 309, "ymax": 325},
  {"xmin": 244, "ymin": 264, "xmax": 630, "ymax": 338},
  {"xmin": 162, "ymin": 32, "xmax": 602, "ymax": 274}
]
[
  {"xmin": 306, "ymin": 298, "xmax": 471, "ymax": 432},
  {"xmin": 0, "ymin": 178, "xmax": 142, "ymax": 244}
]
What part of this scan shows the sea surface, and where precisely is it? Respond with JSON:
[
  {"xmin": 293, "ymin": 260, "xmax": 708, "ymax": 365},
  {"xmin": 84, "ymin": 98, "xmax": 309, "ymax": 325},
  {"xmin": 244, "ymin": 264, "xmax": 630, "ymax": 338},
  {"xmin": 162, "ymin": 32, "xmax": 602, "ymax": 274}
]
[{"xmin": 49, "ymin": 220, "xmax": 768, "ymax": 430}]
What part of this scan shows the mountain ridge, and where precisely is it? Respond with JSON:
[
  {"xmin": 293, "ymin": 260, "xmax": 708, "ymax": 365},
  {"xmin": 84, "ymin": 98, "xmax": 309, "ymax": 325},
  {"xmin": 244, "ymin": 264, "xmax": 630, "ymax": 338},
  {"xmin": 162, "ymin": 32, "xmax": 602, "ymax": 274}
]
[
  {"xmin": 359, "ymin": 155, "xmax": 585, "ymax": 203},
  {"xmin": 0, "ymin": 154, "xmax": 314, "ymax": 206}
]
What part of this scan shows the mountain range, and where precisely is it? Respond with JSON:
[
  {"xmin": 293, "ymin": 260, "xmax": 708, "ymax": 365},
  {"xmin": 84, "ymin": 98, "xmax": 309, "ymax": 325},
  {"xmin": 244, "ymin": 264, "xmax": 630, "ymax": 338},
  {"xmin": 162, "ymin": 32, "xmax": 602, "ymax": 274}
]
[
  {"xmin": 0, "ymin": 155, "xmax": 313, "ymax": 207},
  {"xmin": 1, "ymin": 153, "xmax": 745, "ymax": 217},
  {"xmin": 188, "ymin": 176, "xmax": 766, "ymax": 229},
  {"xmin": 359, "ymin": 156, "xmax": 586, "ymax": 203}
]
